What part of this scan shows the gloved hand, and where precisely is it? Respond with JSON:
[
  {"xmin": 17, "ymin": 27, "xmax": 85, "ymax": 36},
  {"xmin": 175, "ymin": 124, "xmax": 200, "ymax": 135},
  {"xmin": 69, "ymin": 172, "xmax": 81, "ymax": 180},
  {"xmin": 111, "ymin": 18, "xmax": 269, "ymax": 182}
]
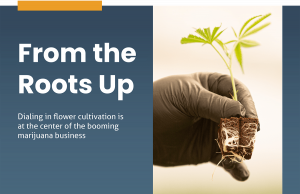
[{"xmin": 153, "ymin": 72, "xmax": 259, "ymax": 181}]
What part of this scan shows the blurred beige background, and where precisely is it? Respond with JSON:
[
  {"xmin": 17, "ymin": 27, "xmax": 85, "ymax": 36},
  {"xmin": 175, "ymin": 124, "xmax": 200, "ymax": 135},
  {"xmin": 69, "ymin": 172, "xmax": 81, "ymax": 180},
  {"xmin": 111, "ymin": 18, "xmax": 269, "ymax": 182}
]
[{"xmin": 154, "ymin": 6, "xmax": 282, "ymax": 194}]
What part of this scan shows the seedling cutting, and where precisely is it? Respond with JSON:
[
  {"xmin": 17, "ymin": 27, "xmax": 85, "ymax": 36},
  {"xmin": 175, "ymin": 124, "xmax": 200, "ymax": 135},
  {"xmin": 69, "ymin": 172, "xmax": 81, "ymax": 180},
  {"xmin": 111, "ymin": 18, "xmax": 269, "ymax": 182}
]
[{"xmin": 180, "ymin": 14, "xmax": 271, "ymax": 170}]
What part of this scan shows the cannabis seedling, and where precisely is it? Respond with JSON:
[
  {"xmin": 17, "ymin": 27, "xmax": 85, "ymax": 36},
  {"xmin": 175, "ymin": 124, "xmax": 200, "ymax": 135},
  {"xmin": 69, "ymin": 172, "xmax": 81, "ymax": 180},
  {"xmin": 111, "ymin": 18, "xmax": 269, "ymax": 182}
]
[{"xmin": 181, "ymin": 13, "xmax": 271, "ymax": 101}]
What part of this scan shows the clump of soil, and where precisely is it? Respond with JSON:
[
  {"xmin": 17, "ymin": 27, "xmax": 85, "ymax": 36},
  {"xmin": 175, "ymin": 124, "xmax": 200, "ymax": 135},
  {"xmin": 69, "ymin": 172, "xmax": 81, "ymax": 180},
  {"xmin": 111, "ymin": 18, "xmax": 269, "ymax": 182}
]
[{"xmin": 218, "ymin": 117, "xmax": 258, "ymax": 162}]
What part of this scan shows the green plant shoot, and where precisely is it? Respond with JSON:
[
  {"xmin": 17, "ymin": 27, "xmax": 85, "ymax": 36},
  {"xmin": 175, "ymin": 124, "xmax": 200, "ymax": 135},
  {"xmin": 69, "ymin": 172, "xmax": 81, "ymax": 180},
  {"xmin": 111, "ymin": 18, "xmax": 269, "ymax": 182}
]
[{"xmin": 181, "ymin": 13, "xmax": 271, "ymax": 101}]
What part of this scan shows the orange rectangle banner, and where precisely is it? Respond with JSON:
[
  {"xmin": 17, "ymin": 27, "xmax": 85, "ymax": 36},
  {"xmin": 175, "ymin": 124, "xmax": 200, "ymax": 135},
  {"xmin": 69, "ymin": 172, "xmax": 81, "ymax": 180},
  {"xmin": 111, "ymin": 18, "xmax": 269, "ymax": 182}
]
[{"xmin": 18, "ymin": 1, "xmax": 102, "ymax": 11}]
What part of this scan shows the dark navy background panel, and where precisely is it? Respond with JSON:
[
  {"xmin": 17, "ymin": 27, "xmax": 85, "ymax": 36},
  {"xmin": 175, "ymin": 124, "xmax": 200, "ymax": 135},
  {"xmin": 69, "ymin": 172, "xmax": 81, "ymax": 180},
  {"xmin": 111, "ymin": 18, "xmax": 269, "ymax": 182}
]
[
  {"xmin": 283, "ymin": 6, "xmax": 300, "ymax": 194},
  {"xmin": 0, "ymin": 6, "xmax": 153, "ymax": 194}
]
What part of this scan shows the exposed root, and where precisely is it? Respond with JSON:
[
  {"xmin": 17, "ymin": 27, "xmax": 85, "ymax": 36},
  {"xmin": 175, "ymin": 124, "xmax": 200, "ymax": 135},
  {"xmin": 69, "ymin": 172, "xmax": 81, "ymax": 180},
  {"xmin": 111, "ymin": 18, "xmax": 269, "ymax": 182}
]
[
  {"xmin": 212, "ymin": 157, "xmax": 224, "ymax": 180},
  {"xmin": 212, "ymin": 122, "xmax": 258, "ymax": 179},
  {"xmin": 221, "ymin": 121, "xmax": 239, "ymax": 152}
]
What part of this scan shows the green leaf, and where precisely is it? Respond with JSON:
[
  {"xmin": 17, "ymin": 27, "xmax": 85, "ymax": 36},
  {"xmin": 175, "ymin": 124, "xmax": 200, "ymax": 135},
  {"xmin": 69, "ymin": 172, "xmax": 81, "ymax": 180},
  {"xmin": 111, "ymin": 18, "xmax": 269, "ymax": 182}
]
[
  {"xmin": 215, "ymin": 39, "xmax": 229, "ymax": 57},
  {"xmin": 242, "ymin": 23, "xmax": 270, "ymax": 38},
  {"xmin": 235, "ymin": 43, "xmax": 244, "ymax": 73},
  {"xmin": 225, "ymin": 40, "xmax": 237, "ymax": 44},
  {"xmin": 180, "ymin": 35, "xmax": 208, "ymax": 44},
  {"xmin": 213, "ymin": 29, "xmax": 226, "ymax": 41},
  {"xmin": 240, "ymin": 40, "xmax": 260, "ymax": 47},
  {"xmin": 211, "ymin": 25, "xmax": 221, "ymax": 40},
  {"xmin": 232, "ymin": 27, "xmax": 237, "ymax": 38},
  {"xmin": 196, "ymin": 28, "xmax": 208, "ymax": 40},
  {"xmin": 242, "ymin": 13, "xmax": 271, "ymax": 36},
  {"xmin": 204, "ymin": 27, "xmax": 212, "ymax": 41},
  {"xmin": 187, "ymin": 34, "xmax": 204, "ymax": 40},
  {"xmin": 215, "ymin": 39, "xmax": 224, "ymax": 47},
  {"xmin": 239, "ymin": 15, "xmax": 262, "ymax": 36}
]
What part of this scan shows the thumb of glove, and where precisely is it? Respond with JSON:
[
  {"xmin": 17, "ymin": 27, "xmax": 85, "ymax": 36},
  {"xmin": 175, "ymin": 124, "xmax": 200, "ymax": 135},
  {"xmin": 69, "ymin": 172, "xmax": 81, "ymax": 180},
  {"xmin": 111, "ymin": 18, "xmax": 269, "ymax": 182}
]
[{"xmin": 190, "ymin": 89, "xmax": 246, "ymax": 123}]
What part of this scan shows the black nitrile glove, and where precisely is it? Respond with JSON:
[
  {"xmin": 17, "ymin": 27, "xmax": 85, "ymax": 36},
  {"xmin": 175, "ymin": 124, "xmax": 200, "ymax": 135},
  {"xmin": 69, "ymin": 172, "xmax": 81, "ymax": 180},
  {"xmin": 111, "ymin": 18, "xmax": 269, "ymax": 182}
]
[{"xmin": 153, "ymin": 72, "xmax": 259, "ymax": 181}]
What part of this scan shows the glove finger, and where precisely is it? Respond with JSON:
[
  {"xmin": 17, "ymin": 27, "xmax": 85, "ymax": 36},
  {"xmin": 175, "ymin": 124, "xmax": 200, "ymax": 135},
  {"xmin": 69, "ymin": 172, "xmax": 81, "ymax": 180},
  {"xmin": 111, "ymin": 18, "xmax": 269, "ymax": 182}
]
[
  {"xmin": 210, "ymin": 154, "xmax": 250, "ymax": 181},
  {"xmin": 222, "ymin": 158, "xmax": 250, "ymax": 181}
]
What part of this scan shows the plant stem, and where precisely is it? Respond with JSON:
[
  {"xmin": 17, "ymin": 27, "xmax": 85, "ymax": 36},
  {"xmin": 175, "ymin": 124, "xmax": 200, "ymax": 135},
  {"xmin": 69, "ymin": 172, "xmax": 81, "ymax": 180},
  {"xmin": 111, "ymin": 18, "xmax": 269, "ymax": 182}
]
[
  {"xmin": 211, "ymin": 44, "xmax": 229, "ymax": 69},
  {"xmin": 228, "ymin": 43, "xmax": 238, "ymax": 101},
  {"xmin": 228, "ymin": 68, "xmax": 238, "ymax": 101},
  {"xmin": 211, "ymin": 43, "xmax": 238, "ymax": 101}
]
